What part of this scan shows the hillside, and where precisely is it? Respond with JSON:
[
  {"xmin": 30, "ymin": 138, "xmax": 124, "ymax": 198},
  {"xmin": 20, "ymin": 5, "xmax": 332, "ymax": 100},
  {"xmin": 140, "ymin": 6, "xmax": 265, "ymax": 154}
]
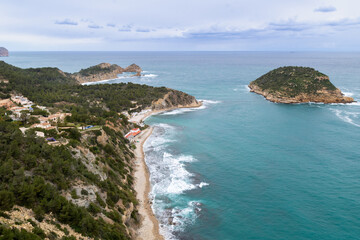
[
  {"xmin": 248, "ymin": 66, "xmax": 354, "ymax": 103},
  {"xmin": 0, "ymin": 61, "xmax": 199, "ymax": 239}
]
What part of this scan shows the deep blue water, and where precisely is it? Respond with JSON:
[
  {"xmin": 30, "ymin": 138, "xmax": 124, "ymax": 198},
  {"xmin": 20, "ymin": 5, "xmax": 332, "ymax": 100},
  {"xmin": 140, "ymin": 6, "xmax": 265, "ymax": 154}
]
[{"xmin": 4, "ymin": 52, "xmax": 360, "ymax": 239}]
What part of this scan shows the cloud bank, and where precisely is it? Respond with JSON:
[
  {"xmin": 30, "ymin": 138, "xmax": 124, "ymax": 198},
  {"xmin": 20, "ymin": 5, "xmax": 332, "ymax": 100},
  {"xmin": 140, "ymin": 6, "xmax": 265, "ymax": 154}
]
[{"xmin": 1, "ymin": 0, "xmax": 360, "ymax": 51}]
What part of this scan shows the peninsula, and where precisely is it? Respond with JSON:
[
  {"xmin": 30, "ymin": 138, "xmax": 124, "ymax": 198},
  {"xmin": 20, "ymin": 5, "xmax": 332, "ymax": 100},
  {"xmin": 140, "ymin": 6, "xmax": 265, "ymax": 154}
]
[
  {"xmin": 72, "ymin": 63, "xmax": 142, "ymax": 84},
  {"xmin": 0, "ymin": 47, "xmax": 9, "ymax": 57},
  {"xmin": 249, "ymin": 66, "xmax": 354, "ymax": 104},
  {"xmin": 0, "ymin": 61, "xmax": 200, "ymax": 239}
]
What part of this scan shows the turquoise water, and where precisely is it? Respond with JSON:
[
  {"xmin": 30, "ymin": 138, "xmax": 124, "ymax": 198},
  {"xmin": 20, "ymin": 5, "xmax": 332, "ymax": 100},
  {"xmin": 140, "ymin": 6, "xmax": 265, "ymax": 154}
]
[{"xmin": 4, "ymin": 52, "xmax": 360, "ymax": 239}]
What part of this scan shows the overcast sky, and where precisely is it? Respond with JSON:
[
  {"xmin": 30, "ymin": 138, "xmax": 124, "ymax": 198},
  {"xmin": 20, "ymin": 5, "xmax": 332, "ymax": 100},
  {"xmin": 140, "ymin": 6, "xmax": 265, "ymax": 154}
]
[{"xmin": 1, "ymin": 0, "xmax": 360, "ymax": 51}]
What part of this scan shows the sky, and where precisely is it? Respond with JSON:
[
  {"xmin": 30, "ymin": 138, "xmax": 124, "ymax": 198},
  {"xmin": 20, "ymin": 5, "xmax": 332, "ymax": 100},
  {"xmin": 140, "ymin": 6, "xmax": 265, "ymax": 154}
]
[{"xmin": 1, "ymin": 0, "xmax": 360, "ymax": 51}]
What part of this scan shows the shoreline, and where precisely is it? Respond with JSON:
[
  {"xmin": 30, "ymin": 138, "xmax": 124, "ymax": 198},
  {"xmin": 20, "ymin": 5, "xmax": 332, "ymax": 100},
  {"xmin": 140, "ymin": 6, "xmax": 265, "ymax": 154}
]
[
  {"xmin": 132, "ymin": 103, "xmax": 202, "ymax": 240},
  {"xmin": 133, "ymin": 127, "xmax": 163, "ymax": 240}
]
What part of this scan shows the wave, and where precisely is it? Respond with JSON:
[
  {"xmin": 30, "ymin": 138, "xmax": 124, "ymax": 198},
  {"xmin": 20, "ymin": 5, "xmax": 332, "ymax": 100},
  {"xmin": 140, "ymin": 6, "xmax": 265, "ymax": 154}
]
[
  {"xmin": 329, "ymin": 102, "xmax": 360, "ymax": 106},
  {"xmin": 343, "ymin": 91, "xmax": 354, "ymax": 97},
  {"xmin": 144, "ymin": 123, "xmax": 207, "ymax": 239},
  {"xmin": 142, "ymin": 73, "xmax": 158, "ymax": 78},
  {"xmin": 330, "ymin": 109, "xmax": 360, "ymax": 127}
]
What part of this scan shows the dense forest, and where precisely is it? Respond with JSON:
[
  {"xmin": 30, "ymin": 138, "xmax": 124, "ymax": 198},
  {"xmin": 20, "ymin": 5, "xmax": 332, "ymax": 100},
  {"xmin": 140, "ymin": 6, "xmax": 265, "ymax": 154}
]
[
  {"xmin": 0, "ymin": 61, "xmax": 168, "ymax": 122},
  {"xmin": 0, "ymin": 61, "xmax": 173, "ymax": 239}
]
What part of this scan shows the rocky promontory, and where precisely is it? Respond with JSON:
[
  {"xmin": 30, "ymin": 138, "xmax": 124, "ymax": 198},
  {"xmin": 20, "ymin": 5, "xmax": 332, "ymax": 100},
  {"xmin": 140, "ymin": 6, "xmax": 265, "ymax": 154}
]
[
  {"xmin": 0, "ymin": 47, "xmax": 9, "ymax": 57},
  {"xmin": 72, "ymin": 63, "xmax": 142, "ymax": 83},
  {"xmin": 249, "ymin": 66, "xmax": 354, "ymax": 104},
  {"xmin": 152, "ymin": 89, "xmax": 202, "ymax": 110}
]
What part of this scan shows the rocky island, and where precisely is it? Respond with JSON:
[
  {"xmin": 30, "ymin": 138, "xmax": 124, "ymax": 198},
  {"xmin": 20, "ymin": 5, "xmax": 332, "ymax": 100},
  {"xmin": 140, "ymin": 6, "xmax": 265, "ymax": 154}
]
[
  {"xmin": 249, "ymin": 66, "xmax": 354, "ymax": 104},
  {"xmin": 0, "ymin": 47, "xmax": 9, "ymax": 57},
  {"xmin": 72, "ymin": 63, "xmax": 142, "ymax": 84}
]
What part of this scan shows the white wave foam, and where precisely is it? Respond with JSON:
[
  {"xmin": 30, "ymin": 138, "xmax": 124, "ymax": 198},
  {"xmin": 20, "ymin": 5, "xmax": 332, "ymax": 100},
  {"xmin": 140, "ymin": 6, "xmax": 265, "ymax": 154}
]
[
  {"xmin": 142, "ymin": 73, "xmax": 158, "ymax": 78},
  {"xmin": 144, "ymin": 123, "xmax": 207, "ymax": 238},
  {"xmin": 331, "ymin": 109, "xmax": 360, "ymax": 127},
  {"xmin": 161, "ymin": 108, "xmax": 195, "ymax": 115},
  {"xmin": 329, "ymin": 102, "xmax": 360, "ymax": 106},
  {"xmin": 198, "ymin": 182, "xmax": 209, "ymax": 188},
  {"xmin": 343, "ymin": 91, "xmax": 354, "ymax": 97},
  {"xmin": 157, "ymin": 200, "xmax": 202, "ymax": 239},
  {"xmin": 199, "ymin": 99, "xmax": 222, "ymax": 105},
  {"xmin": 150, "ymin": 152, "xmax": 196, "ymax": 195}
]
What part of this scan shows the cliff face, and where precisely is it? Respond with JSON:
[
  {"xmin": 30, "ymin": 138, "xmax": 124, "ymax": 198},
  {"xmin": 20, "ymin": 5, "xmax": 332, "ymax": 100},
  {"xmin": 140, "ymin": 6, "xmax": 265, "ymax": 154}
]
[
  {"xmin": 72, "ymin": 63, "xmax": 142, "ymax": 84},
  {"xmin": 0, "ymin": 47, "xmax": 9, "ymax": 57},
  {"xmin": 249, "ymin": 66, "xmax": 354, "ymax": 104},
  {"xmin": 152, "ymin": 89, "xmax": 202, "ymax": 110}
]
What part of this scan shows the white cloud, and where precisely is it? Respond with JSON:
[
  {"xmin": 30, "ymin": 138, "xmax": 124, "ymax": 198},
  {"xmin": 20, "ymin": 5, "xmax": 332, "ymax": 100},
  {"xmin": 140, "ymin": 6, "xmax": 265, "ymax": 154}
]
[{"xmin": 1, "ymin": 0, "xmax": 360, "ymax": 50}]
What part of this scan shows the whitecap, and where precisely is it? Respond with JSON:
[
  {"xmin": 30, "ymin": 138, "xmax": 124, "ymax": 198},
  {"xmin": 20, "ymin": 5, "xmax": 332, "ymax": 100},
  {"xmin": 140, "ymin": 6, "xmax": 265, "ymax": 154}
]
[
  {"xmin": 198, "ymin": 182, "xmax": 209, "ymax": 188},
  {"xmin": 330, "ymin": 109, "xmax": 360, "ymax": 127},
  {"xmin": 144, "ymin": 123, "xmax": 206, "ymax": 238},
  {"xmin": 142, "ymin": 73, "xmax": 158, "ymax": 78},
  {"xmin": 343, "ymin": 91, "xmax": 354, "ymax": 97}
]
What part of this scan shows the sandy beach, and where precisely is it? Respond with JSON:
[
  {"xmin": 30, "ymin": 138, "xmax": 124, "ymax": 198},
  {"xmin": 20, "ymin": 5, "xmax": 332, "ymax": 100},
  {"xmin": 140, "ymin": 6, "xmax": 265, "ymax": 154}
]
[
  {"xmin": 132, "ymin": 104, "xmax": 202, "ymax": 240},
  {"xmin": 133, "ymin": 127, "xmax": 164, "ymax": 240}
]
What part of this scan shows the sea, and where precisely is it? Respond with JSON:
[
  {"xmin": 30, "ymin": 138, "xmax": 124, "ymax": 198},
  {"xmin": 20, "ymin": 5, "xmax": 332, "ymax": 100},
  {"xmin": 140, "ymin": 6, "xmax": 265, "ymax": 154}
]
[{"xmin": 4, "ymin": 52, "xmax": 360, "ymax": 240}]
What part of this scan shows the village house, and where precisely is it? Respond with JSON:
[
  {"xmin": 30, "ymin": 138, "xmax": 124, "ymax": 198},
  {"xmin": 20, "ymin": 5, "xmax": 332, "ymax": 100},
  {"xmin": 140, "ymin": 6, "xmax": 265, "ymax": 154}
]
[
  {"xmin": 11, "ymin": 95, "xmax": 33, "ymax": 107},
  {"xmin": 31, "ymin": 122, "xmax": 52, "ymax": 130},
  {"xmin": 124, "ymin": 128, "xmax": 141, "ymax": 141},
  {"xmin": 0, "ymin": 99, "xmax": 16, "ymax": 109}
]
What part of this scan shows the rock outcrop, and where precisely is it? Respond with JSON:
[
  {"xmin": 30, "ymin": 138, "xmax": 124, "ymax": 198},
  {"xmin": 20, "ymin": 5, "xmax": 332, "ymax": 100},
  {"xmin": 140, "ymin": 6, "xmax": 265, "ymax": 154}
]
[
  {"xmin": 152, "ymin": 89, "xmax": 202, "ymax": 110},
  {"xmin": 249, "ymin": 66, "xmax": 355, "ymax": 104},
  {"xmin": 0, "ymin": 47, "xmax": 9, "ymax": 57},
  {"xmin": 72, "ymin": 63, "xmax": 142, "ymax": 84}
]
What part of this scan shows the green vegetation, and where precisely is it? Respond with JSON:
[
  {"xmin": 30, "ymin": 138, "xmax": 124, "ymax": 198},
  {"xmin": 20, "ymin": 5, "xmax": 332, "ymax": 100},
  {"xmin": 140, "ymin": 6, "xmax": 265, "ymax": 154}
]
[
  {"xmin": 250, "ymin": 66, "xmax": 337, "ymax": 97},
  {"xmin": 78, "ymin": 64, "xmax": 118, "ymax": 76},
  {"xmin": 0, "ymin": 61, "xmax": 176, "ymax": 239},
  {"xmin": 0, "ymin": 61, "xmax": 168, "ymax": 124}
]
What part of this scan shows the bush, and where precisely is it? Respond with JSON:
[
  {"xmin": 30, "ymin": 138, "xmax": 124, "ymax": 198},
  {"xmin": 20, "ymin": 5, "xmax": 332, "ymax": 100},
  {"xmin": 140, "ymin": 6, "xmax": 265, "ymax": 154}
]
[{"xmin": 0, "ymin": 190, "xmax": 15, "ymax": 210}]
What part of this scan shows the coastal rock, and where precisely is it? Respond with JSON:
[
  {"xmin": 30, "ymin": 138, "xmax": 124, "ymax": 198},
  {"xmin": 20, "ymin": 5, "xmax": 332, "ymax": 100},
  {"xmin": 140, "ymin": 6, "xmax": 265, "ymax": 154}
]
[
  {"xmin": 123, "ymin": 63, "xmax": 142, "ymax": 73},
  {"xmin": 249, "ymin": 66, "xmax": 355, "ymax": 104},
  {"xmin": 72, "ymin": 63, "xmax": 142, "ymax": 84},
  {"xmin": 152, "ymin": 89, "xmax": 202, "ymax": 110},
  {"xmin": 0, "ymin": 47, "xmax": 9, "ymax": 57}
]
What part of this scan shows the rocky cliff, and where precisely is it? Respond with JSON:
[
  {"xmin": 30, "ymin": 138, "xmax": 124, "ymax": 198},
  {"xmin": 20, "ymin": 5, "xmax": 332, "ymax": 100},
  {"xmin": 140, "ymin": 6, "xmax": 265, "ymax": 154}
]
[
  {"xmin": 152, "ymin": 89, "xmax": 202, "ymax": 110},
  {"xmin": 0, "ymin": 47, "xmax": 9, "ymax": 57},
  {"xmin": 249, "ymin": 66, "xmax": 354, "ymax": 104},
  {"xmin": 72, "ymin": 63, "xmax": 142, "ymax": 84}
]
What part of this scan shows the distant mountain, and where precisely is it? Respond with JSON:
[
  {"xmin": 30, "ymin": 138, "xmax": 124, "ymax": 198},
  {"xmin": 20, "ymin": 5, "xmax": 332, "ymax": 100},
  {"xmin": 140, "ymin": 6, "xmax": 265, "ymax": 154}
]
[{"xmin": 0, "ymin": 47, "xmax": 9, "ymax": 57}]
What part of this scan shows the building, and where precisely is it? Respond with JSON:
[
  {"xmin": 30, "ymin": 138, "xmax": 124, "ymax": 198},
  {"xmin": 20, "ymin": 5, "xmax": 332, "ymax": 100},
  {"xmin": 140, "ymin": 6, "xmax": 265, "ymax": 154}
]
[
  {"xmin": 0, "ymin": 99, "xmax": 16, "ymax": 109},
  {"xmin": 124, "ymin": 128, "xmax": 141, "ymax": 140},
  {"xmin": 31, "ymin": 122, "xmax": 52, "ymax": 129},
  {"xmin": 47, "ymin": 112, "xmax": 71, "ymax": 122},
  {"xmin": 11, "ymin": 95, "xmax": 33, "ymax": 107}
]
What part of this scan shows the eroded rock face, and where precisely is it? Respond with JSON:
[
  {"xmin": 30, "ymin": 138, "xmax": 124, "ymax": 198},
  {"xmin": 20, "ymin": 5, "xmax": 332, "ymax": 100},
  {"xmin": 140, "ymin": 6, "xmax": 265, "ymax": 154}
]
[
  {"xmin": 152, "ymin": 90, "xmax": 202, "ymax": 110},
  {"xmin": 0, "ymin": 47, "xmax": 9, "ymax": 57},
  {"xmin": 249, "ymin": 66, "xmax": 355, "ymax": 104},
  {"xmin": 249, "ymin": 83, "xmax": 354, "ymax": 104}
]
